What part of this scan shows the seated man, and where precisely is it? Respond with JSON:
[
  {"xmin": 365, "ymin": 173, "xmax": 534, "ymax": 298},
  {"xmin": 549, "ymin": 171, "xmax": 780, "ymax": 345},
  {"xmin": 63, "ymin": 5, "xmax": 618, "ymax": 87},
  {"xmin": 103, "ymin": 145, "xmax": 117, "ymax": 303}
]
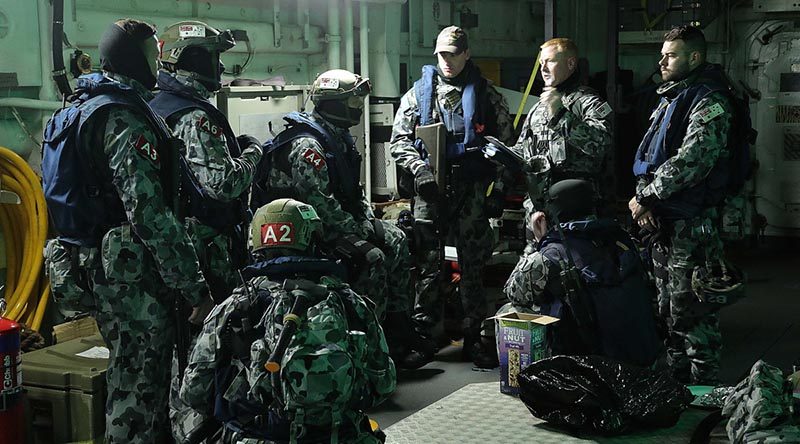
[
  {"xmin": 500, "ymin": 180, "xmax": 660, "ymax": 366},
  {"xmin": 180, "ymin": 198, "xmax": 395, "ymax": 444}
]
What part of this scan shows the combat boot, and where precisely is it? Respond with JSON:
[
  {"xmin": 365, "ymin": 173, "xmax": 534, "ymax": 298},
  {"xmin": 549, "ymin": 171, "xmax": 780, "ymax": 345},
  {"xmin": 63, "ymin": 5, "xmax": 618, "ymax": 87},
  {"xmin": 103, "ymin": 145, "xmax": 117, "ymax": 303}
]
[
  {"xmin": 384, "ymin": 311, "xmax": 436, "ymax": 370},
  {"xmin": 461, "ymin": 330, "xmax": 499, "ymax": 369}
]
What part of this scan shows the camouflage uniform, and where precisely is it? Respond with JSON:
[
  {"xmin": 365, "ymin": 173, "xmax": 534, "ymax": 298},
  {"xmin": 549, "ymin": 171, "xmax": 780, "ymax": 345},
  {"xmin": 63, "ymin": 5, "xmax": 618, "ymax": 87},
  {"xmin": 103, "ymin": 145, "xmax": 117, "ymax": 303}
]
[
  {"xmin": 265, "ymin": 112, "xmax": 412, "ymax": 318},
  {"xmin": 46, "ymin": 73, "xmax": 209, "ymax": 443},
  {"xmin": 723, "ymin": 360, "xmax": 800, "ymax": 443},
  {"xmin": 164, "ymin": 71, "xmax": 263, "ymax": 293},
  {"xmin": 159, "ymin": 71, "xmax": 263, "ymax": 442},
  {"xmin": 390, "ymin": 70, "xmax": 513, "ymax": 337},
  {"xmin": 512, "ymin": 75, "xmax": 613, "ymax": 212},
  {"xmin": 181, "ymin": 274, "xmax": 395, "ymax": 443},
  {"xmin": 637, "ymin": 77, "xmax": 732, "ymax": 385}
]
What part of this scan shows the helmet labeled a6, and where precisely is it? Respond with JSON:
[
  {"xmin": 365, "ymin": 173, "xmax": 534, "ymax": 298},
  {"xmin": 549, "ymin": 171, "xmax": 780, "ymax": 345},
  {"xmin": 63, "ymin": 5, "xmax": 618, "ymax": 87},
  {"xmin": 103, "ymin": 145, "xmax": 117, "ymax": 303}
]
[
  {"xmin": 311, "ymin": 69, "xmax": 371, "ymax": 128},
  {"xmin": 251, "ymin": 199, "xmax": 322, "ymax": 253}
]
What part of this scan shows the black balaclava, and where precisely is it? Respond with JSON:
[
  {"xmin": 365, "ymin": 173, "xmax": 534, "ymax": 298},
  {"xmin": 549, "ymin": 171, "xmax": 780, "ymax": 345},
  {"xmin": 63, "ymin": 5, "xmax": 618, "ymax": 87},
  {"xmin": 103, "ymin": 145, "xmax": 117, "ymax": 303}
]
[
  {"xmin": 176, "ymin": 46, "xmax": 224, "ymax": 92},
  {"xmin": 99, "ymin": 22, "xmax": 157, "ymax": 89},
  {"xmin": 545, "ymin": 179, "xmax": 596, "ymax": 223}
]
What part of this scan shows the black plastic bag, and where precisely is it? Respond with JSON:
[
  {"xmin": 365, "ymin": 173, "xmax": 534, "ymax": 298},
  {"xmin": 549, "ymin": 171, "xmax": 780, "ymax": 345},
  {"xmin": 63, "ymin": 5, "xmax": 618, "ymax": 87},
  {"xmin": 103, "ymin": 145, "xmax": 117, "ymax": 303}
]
[{"xmin": 519, "ymin": 355, "xmax": 693, "ymax": 435}]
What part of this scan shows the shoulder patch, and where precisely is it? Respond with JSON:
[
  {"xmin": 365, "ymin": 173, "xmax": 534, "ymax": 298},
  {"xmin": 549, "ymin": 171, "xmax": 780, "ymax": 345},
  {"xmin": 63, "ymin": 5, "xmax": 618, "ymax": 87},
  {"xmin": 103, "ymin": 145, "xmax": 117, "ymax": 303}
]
[
  {"xmin": 596, "ymin": 102, "xmax": 613, "ymax": 118},
  {"xmin": 696, "ymin": 102, "xmax": 726, "ymax": 123},
  {"xmin": 197, "ymin": 116, "xmax": 223, "ymax": 138},
  {"xmin": 300, "ymin": 147, "xmax": 326, "ymax": 171},
  {"xmin": 131, "ymin": 134, "xmax": 160, "ymax": 166}
]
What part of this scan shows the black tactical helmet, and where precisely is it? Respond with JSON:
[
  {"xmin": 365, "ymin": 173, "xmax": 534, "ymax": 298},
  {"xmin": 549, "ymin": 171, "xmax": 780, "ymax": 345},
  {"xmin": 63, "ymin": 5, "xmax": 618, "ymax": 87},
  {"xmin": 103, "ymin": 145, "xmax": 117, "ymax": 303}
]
[{"xmin": 544, "ymin": 179, "xmax": 596, "ymax": 223}]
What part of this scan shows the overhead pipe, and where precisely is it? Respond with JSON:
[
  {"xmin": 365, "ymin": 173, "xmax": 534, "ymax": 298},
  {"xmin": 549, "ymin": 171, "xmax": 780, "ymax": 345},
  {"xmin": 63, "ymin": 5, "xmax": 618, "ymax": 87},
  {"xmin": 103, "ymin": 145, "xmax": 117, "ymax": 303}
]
[
  {"xmin": 344, "ymin": 0, "xmax": 355, "ymax": 72},
  {"xmin": 0, "ymin": 99, "xmax": 63, "ymax": 111},
  {"xmin": 328, "ymin": 0, "xmax": 342, "ymax": 69},
  {"xmin": 360, "ymin": 2, "xmax": 371, "ymax": 201}
]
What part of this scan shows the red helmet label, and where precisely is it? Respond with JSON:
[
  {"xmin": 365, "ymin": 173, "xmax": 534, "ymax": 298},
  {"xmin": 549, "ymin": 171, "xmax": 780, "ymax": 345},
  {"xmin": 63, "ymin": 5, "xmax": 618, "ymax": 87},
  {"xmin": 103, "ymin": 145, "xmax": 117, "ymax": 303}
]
[{"xmin": 261, "ymin": 223, "xmax": 295, "ymax": 246}]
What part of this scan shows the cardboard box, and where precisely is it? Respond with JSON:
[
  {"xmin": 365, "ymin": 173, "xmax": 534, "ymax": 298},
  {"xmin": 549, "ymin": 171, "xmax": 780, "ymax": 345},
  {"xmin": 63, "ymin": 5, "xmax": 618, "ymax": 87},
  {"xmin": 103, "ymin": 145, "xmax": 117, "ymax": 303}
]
[{"xmin": 491, "ymin": 312, "xmax": 559, "ymax": 396}]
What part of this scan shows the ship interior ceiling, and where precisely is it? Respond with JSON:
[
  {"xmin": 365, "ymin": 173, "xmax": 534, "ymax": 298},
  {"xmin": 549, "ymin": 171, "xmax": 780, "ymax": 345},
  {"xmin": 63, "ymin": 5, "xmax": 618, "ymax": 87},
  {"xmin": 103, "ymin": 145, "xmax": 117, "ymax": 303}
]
[{"xmin": 1, "ymin": 0, "xmax": 800, "ymax": 443}]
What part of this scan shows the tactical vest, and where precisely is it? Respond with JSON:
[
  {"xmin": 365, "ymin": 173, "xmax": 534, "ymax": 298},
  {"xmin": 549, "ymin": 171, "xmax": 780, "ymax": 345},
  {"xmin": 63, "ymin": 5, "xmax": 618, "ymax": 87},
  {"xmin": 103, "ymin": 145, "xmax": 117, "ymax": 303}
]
[
  {"xmin": 42, "ymin": 73, "xmax": 175, "ymax": 247},
  {"xmin": 254, "ymin": 112, "xmax": 363, "ymax": 214},
  {"xmin": 414, "ymin": 64, "xmax": 495, "ymax": 179},
  {"xmin": 149, "ymin": 73, "xmax": 244, "ymax": 229},
  {"xmin": 633, "ymin": 64, "xmax": 744, "ymax": 220},
  {"xmin": 538, "ymin": 219, "xmax": 660, "ymax": 367}
]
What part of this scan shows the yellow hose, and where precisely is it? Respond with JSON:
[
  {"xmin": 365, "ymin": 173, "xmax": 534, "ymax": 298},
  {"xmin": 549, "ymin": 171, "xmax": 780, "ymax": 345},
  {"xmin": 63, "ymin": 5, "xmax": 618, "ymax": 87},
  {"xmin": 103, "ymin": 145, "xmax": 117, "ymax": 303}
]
[{"xmin": 0, "ymin": 146, "xmax": 49, "ymax": 331}]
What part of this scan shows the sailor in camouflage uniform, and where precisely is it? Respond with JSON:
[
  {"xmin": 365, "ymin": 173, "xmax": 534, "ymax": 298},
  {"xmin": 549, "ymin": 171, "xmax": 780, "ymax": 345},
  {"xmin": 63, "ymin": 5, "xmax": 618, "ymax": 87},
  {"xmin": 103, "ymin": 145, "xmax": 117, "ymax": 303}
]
[
  {"xmin": 255, "ymin": 69, "xmax": 432, "ymax": 368},
  {"xmin": 147, "ymin": 21, "xmax": 265, "ymax": 441},
  {"xmin": 180, "ymin": 199, "xmax": 395, "ymax": 443},
  {"xmin": 152, "ymin": 21, "xmax": 263, "ymax": 298},
  {"xmin": 41, "ymin": 20, "xmax": 214, "ymax": 443},
  {"xmin": 389, "ymin": 26, "xmax": 514, "ymax": 367},
  {"xmin": 630, "ymin": 26, "xmax": 734, "ymax": 385},
  {"xmin": 511, "ymin": 38, "xmax": 613, "ymax": 214}
]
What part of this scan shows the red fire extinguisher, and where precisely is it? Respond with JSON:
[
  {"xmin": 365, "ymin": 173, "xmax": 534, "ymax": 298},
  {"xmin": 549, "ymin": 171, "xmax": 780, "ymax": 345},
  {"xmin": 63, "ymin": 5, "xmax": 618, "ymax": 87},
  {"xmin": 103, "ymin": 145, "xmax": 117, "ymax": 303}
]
[{"xmin": 0, "ymin": 311, "xmax": 24, "ymax": 444}]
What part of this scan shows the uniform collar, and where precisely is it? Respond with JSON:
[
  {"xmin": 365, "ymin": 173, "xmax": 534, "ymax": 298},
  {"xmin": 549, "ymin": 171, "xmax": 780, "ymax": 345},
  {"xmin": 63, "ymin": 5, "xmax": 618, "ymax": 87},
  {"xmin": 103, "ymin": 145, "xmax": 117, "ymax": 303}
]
[
  {"xmin": 105, "ymin": 71, "xmax": 154, "ymax": 100},
  {"xmin": 171, "ymin": 70, "xmax": 213, "ymax": 99}
]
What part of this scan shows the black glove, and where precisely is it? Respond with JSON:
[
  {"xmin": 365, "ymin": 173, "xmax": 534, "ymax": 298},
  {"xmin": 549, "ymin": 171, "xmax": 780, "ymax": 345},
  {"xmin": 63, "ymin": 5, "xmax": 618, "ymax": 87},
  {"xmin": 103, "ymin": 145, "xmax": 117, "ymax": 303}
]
[
  {"xmin": 236, "ymin": 134, "xmax": 261, "ymax": 149},
  {"xmin": 414, "ymin": 166, "xmax": 439, "ymax": 202},
  {"xmin": 485, "ymin": 190, "xmax": 505, "ymax": 219}
]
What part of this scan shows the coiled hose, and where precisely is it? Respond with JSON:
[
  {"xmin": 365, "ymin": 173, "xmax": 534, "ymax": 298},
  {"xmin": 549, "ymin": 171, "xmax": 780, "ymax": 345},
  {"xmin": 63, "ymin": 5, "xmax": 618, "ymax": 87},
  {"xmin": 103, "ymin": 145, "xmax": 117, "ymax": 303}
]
[{"xmin": 0, "ymin": 146, "xmax": 49, "ymax": 331}]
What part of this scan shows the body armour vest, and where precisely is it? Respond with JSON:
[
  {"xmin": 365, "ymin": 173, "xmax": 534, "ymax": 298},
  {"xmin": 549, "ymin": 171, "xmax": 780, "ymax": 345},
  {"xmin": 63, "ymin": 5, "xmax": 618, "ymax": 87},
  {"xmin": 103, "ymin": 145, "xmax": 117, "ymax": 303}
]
[
  {"xmin": 633, "ymin": 64, "xmax": 735, "ymax": 219},
  {"xmin": 414, "ymin": 64, "xmax": 495, "ymax": 179},
  {"xmin": 149, "ymin": 72, "xmax": 244, "ymax": 229},
  {"xmin": 538, "ymin": 219, "xmax": 660, "ymax": 367},
  {"xmin": 42, "ymin": 73, "xmax": 174, "ymax": 247},
  {"xmin": 256, "ymin": 112, "xmax": 363, "ymax": 215}
]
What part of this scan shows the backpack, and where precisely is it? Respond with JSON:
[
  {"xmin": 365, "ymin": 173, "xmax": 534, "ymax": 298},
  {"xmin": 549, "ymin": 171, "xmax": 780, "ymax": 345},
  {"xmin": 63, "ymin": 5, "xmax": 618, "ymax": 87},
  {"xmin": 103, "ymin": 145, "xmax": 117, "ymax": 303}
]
[
  {"xmin": 269, "ymin": 279, "xmax": 370, "ymax": 444},
  {"xmin": 538, "ymin": 220, "xmax": 661, "ymax": 367}
]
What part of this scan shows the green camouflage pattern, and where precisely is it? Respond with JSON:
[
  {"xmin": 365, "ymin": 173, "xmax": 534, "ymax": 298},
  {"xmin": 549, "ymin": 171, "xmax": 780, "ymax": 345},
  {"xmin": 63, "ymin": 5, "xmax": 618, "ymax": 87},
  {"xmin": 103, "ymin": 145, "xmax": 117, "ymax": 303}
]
[
  {"xmin": 636, "ymin": 90, "xmax": 733, "ymax": 202},
  {"xmin": 389, "ymin": 80, "xmax": 513, "ymax": 175},
  {"xmin": 723, "ymin": 360, "xmax": 800, "ymax": 443},
  {"xmin": 389, "ymin": 76, "xmax": 514, "ymax": 336},
  {"xmin": 653, "ymin": 208, "xmax": 724, "ymax": 385},
  {"xmin": 163, "ymin": 71, "xmax": 264, "ymax": 441},
  {"xmin": 44, "ymin": 72, "xmax": 209, "ymax": 443},
  {"xmin": 264, "ymin": 113, "xmax": 412, "ymax": 316},
  {"xmin": 639, "ymin": 79, "xmax": 735, "ymax": 386},
  {"xmin": 512, "ymin": 84, "xmax": 613, "ymax": 209},
  {"xmin": 181, "ymin": 275, "xmax": 394, "ymax": 444},
  {"xmin": 502, "ymin": 249, "xmax": 552, "ymax": 310},
  {"xmin": 43, "ymin": 239, "xmax": 100, "ymax": 318}
]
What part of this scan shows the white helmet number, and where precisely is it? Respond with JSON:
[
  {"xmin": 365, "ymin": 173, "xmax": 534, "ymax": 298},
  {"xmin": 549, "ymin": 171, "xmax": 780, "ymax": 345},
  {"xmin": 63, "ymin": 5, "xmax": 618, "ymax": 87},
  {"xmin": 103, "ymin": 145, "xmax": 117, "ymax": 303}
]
[{"xmin": 261, "ymin": 223, "xmax": 295, "ymax": 246}]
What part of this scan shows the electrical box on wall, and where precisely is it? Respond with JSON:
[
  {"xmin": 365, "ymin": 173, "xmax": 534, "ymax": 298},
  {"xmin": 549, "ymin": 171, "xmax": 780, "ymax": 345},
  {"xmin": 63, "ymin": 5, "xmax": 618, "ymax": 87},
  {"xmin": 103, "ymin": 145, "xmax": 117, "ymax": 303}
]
[{"xmin": 753, "ymin": 0, "xmax": 800, "ymax": 12}]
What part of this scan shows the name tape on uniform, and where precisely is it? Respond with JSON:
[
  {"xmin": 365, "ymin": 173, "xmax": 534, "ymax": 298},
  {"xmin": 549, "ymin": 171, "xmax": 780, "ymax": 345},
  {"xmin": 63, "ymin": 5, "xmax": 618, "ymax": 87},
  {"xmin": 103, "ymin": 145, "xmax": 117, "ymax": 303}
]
[{"xmin": 261, "ymin": 222, "xmax": 295, "ymax": 246}]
